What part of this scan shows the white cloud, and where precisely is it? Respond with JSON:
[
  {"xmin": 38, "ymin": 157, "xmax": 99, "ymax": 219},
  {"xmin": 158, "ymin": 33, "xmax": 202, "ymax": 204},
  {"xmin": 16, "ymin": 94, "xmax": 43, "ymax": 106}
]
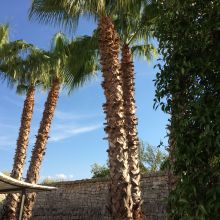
[
  {"xmin": 32, "ymin": 105, "xmax": 100, "ymax": 121},
  {"xmin": 0, "ymin": 96, "xmax": 102, "ymax": 147},
  {"xmin": 54, "ymin": 109, "xmax": 99, "ymax": 121},
  {"xmin": 2, "ymin": 96, "xmax": 23, "ymax": 108},
  {"xmin": 0, "ymin": 123, "xmax": 17, "ymax": 129},
  {"xmin": 49, "ymin": 124, "xmax": 102, "ymax": 142},
  {"xmin": 0, "ymin": 136, "xmax": 16, "ymax": 150}
]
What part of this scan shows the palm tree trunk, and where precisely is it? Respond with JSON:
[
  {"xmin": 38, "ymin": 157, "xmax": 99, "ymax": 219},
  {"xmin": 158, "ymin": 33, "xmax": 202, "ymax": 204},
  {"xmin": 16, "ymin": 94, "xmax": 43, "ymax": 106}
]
[
  {"xmin": 121, "ymin": 44, "xmax": 143, "ymax": 220},
  {"xmin": 22, "ymin": 78, "xmax": 60, "ymax": 220},
  {"xmin": 99, "ymin": 16, "xmax": 133, "ymax": 220},
  {"xmin": 2, "ymin": 85, "xmax": 35, "ymax": 220}
]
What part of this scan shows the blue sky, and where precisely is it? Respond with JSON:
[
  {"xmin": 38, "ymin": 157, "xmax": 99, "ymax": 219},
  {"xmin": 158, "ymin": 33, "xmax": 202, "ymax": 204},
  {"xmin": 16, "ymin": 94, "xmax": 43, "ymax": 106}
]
[{"xmin": 0, "ymin": 0, "xmax": 169, "ymax": 181}]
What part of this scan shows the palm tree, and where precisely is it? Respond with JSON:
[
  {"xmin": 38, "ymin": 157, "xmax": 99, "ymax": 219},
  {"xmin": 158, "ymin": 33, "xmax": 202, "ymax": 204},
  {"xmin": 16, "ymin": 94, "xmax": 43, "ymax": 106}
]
[
  {"xmin": 0, "ymin": 47, "xmax": 51, "ymax": 220},
  {"xmin": 29, "ymin": 1, "xmax": 142, "ymax": 218},
  {"xmin": 113, "ymin": 2, "xmax": 157, "ymax": 218},
  {"xmin": 21, "ymin": 33, "xmax": 98, "ymax": 220}
]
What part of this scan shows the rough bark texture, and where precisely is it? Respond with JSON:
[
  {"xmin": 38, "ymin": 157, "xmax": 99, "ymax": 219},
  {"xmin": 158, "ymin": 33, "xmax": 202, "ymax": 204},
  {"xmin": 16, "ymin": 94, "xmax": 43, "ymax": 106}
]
[
  {"xmin": 121, "ymin": 44, "xmax": 143, "ymax": 220},
  {"xmin": 1, "ymin": 86, "xmax": 35, "ymax": 220},
  {"xmin": 99, "ymin": 17, "xmax": 133, "ymax": 220},
  {"xmin": 22, "ymin": 78, "xmax": 60, "ymax": 220}
]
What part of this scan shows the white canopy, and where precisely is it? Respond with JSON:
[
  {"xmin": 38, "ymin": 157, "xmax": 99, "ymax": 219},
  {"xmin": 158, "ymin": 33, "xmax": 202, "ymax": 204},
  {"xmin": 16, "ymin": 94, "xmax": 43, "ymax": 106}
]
[{"xmin": 0, "ymin": 172, "xmax": 56, "ymax": 194}]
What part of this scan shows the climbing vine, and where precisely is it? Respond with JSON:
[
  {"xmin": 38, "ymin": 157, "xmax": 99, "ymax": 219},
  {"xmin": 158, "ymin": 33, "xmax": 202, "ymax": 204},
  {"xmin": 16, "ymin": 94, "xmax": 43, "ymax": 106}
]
[{"xmin": 154, "ymin": 0, "xmax": 220, "ymax": 219}]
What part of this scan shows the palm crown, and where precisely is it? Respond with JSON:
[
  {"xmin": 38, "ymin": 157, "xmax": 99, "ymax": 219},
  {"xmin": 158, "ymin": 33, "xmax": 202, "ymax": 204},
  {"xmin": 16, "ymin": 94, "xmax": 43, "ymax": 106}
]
[
  {"xmin": 113, "ymin": 1, "xmax": 157, "ymax": 60},
  {"xmin": 29, "ymin": 0, "xmax": 142, "ymax": 27},
  {"xmin": 47, "ymin": 32, "xmax": 98, "ymax": 91}
]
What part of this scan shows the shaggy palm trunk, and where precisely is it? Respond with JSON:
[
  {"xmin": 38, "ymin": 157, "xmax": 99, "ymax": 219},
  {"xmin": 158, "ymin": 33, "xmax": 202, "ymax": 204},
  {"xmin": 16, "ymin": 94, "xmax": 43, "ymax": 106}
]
[
  {"xmin": 2, "ymin": 85, "xmax": 35, "ymax": 220},
  {"xmin": 99, "ymin": 17, "xmax": 133, "ymax": 220},
  {"xmin": 21, "ymin": 78, "xmax": 60, "ymax": 220},
  {"xmin": 121, "ymin": 44, "xmax": 143, "ymax": 220}
]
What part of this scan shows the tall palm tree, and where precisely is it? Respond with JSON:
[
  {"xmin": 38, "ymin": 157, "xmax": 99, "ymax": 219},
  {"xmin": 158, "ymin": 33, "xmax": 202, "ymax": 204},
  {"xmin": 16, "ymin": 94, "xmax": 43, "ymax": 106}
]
[
  {"xmin": 114, "ymin": 2, "xmax": 157, "ymax": 219},
  {"xmin": 21, "ymin": 33, "xmax": 98, "ymax": 220},
  {"xmin": 0, "ymin": 47, "xmax": 51, "ymax": 220},
  {"xmin": 29, "ymin": 1, "xmax": 142, "ymax": 218},
  {"xmin": 0, "ymin": 24, "xmax": 37, "ymax": 220}
]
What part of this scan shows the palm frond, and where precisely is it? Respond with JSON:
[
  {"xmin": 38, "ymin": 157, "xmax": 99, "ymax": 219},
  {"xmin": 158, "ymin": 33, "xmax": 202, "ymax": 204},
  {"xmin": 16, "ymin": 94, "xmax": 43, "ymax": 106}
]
[
  {"xmin": 0, "ymin": 43, "xmax": 52, "ymax": 91},
  {"xmin": 131, "ymin": 44, "xmax": 157, "ymax": 62},
  {"xmin": 30, "ymin": 0, "xmax": 145, "ymax": 31},
  {"xmin": 114, "ymin": 0, "xmax": 157, "ymax": 44},
  {"xmin": 63, "ymin": 34, "xmax": 99, "ymax": 92},
  {"xmin": 0, "ymin": 40, "xmax": 32, "ymax": 63},
  {"xmin": 29, "ymin": 0, "xmax": 80, "ymax": 31},
  {"xmin": 141, "ymin": 0, "xmax": 158, "ymax": 25},
  {"xmin": 0, "ymin": 24, "xmax": 9, "ymax": 48},
  {"xmin": 111, "ymin": 0, "xmax": 158, "ymax": 62},
  {"xmin": 16, "ymin": 84, "xmax": 29, "ymax": 95},
  {"xmin": 0, "ymin": 38, "xmax": 34, "ymax": 89},
  {"xmin": 51, "ymin": 32, "xmax": 69, "ymax": 53},
  {"xmin": 111, "ymin": 0, "xmax": 142, "ymax": 16}
]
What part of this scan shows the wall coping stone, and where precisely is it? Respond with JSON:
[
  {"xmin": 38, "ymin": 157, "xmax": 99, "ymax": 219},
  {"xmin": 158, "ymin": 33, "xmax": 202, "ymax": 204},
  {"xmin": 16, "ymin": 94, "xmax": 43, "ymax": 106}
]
[{"xmin": 47, "ymin": 171, "xmax": 167, "ymax": 187}]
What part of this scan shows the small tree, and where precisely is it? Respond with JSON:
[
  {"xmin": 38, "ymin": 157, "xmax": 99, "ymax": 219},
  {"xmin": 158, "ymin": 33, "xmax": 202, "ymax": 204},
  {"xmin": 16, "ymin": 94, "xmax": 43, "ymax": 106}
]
[
  {"xmin": 138, "ymin": 141, "xmax": 167, "ymax": 173},
  {"xmin": 154, "ymin": 0, "xmax": 220, "ymax": 218},
  {"xmin": 91, "ymin": 163, "xmax": 109, "ymax": 178}
]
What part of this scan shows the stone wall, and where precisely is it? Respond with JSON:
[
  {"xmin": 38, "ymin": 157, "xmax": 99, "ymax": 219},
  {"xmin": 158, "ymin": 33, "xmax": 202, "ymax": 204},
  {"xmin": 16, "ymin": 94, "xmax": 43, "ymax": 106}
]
[{"xmin": 32, "ymin": 172, "xmax": 169, "ymax": 220}]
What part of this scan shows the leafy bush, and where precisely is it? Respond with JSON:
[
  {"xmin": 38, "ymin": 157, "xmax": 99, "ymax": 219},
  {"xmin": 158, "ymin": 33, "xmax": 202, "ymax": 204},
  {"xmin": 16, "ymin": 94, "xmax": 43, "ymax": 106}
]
[
  {"xmin": 91, "ymin": 163, "xmax": 109, "ymax": 178},
  {"xmin": 139, "ymin": 141, "xmax": 167, "ymax": 173},
  {"xmin": 155, "ymin": 0, "xmax": 220, "ymax": 218},
  {"xmin": 41, "ymin": 177, "xmax": 56, "ymax": 185}
]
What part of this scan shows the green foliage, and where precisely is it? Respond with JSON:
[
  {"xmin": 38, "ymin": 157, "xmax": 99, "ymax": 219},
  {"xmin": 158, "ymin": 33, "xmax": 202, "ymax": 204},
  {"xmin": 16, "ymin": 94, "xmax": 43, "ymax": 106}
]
[
  {"xmin": 41, "ymin": 176, "xmax": 71, "ymax": 184},
  {"xmin": 0, "ymin": 24, "xmax": 9, "ymax": 48},
  {"xmin": 138, "ymin": 141, "xmax": 167, "ymax": 173},
  {"xmin": 91, "ymin": 163, "xmax": 109, "ymax": 178},
  {"xmin": 0, "ymin": 24, "xmax": 48, "ymax": 91},
  {"xmin": 30, "ymin": 0, "xmax": 143, "ymax": 26},
  {"xmin": 112, "ymin": 0, "xmax": 157, "ymax": 63},
  {"xmin": 1, "ymin": 30, "xmax": 98, "ymax": 93},
  {"xmin": 154, "ymin": 0, "xmax": 220, "ymax": 219},
  {"xmin": 63, "ymin": 34, "xmax": 99, "ymax": 91},
  {"xmin": 41, "ymin": 177, "xmax": 56, "ymax": 185},
  {"xmin": 46, "ymin": 32, "xmax": 98, "ymax": 92},
  {"xmin": 29, "ymin": 0, "xmax": 80, "ymax": 31}
]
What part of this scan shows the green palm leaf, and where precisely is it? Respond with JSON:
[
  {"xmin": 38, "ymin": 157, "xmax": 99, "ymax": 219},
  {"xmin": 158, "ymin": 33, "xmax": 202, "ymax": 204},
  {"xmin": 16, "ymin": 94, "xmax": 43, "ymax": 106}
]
[
  {"xmin": 0, "ymin": 24, "xmax": 9, "ymax": 48},
  {"xmin": 30, "ymin": 0, "xmax": 143, "ymax": 29},
  {"xmin": 29, "ymin": 0, "xmax": 80, "ymax": 31},
  {"xmin": 63, "ymin": 34, "xmax": 99, "ymax": 91},
  {"xmin": 131, "ymin": 44, "xmax": 157, "ymax": 61}
]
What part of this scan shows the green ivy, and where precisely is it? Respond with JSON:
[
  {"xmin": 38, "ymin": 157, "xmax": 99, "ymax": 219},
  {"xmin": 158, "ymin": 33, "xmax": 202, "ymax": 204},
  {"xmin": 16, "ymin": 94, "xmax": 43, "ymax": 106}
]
[{"xmin": 154, "ymin": 0, "xmax": 220, "ymax": 219}]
